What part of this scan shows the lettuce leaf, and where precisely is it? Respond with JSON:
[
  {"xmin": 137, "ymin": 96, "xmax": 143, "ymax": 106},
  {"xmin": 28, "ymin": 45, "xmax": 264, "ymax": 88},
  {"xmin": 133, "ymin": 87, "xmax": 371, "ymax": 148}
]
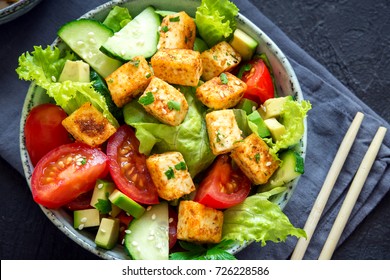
[
  {"xmin": 195, "ymin": 0, "xmax": 239, "ymax": 47},
  {"xmin": 267, "ymin": 99, "xmax": 311, "ymax": 154},
  {"xmin": 103, "ymin": 6, "xmax": 132, "ymax": 32},
  {"xmin": 123, "ymin": 87, "xmax": 215, "ymax": 177},
  {"xmin": 222, "ymin": 187, "xmax": 306, "ymax": 246},
  {"xmin": 16, "ymin": 45, "xmax": 119, "ymax": 127}
]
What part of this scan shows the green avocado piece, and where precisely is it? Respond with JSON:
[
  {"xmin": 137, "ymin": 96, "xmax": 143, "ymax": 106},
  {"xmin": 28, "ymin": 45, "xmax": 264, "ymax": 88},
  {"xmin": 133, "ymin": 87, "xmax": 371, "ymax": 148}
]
[
  {"xmin": 74, "ymin": 208, "xmax": 100, "ymax": 230},
  {"xmin": 264, "ymin": 117, "xmax": 286, "ymax": 142},
  {"xmin": 229, "ymin": 28, "xmax": 258, "ymax": 61},
  {"xmin": 95, "ymin": 218, "xmax": 120, "ymax": 250},
  {"xmin": 90, "ymin": 179, "xmax": 122, "ymax": 217},
  {"xmin": 236, "ymin": 98, "xmax": 258, "ymax": 115},
  {"xmin": 247, "ymin": 110, "xmax": 271, "ymax": 138},
  {"xmin": 258, "ymin": 96, "xmax": 293, "ymax": 120},
  {"xmin": 109, "ymin": 189, "xmax": 145, "ymax": 218},
  {"xmin": 59, "ymin": 60, "xmax": 90, "ymax": 83}
]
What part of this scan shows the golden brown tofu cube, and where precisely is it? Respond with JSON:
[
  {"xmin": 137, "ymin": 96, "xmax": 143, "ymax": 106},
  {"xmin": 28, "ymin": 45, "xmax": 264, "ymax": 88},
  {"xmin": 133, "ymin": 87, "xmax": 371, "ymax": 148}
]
[
  {"xmin": 158, "ymin": 11, "xmax": 196, "ymax": 50},
  {"xmin": 196, "ymin": 72, "xmax": 247, "ymax": 109},
  {"xmin": 177, "ymin": 201, "xmax": 223, "ymax": 244},
  {"xmin": 205, "ymin": 109, "xmax": 243, "ymax": 155},
  {"xmin": 151, "ymin": 49, "xmax": 202, "ymax": 87},
  {"xmin": 62, "ymin": 102, "xmax": 117, "ymax": 147},
  {"xmin": 146, "ymin": 152, "xmax": 195, "ymax": 201},
  {"xmin": 139, "ymin": 77, "xmax": 189, "ymax": 126},
  {"xmin": 105, "ymin": 56, "xmax": 153, "ymax": 107},
  {"xmin": 230, "ymin": 133, "xmax": 280, "ymax": 185},
  {"xmin": 200, "ymin": 41, "xmax": 242, "ymax": 81}
]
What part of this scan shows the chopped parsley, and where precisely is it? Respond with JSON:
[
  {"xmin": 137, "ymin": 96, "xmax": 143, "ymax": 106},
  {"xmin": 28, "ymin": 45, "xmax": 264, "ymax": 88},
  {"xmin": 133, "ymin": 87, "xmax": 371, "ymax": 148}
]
[
  {"xmin": 145, "ymin": 72, "xmax": 151, "ymax": 78},
  {"xmin": 138, "ymin": 92, "xmax": 154, "ymax": 106},
  {"xmin": 169, "ymin": 16, "xmax": 180, "ymax": 22},
  {"xmin": 175, "ymin": 161, "xmax": 187, "ymax": 171},
  {"xmin": 165, "ymin": 167, "xmax": 175, "ymax": 180},
  {"xmin": 254, "ymin": 153, "xmax": 261, "ymax": 163},
  {"xmin": 237, "ymin": 63, "xmax": 252, "ymax": 79},
  {"xmin": 167, "ymin": 100, "xmax": 181, "ymax": 111},
  {"xmin": 220, "ymin": 73, "xmax": 229, "ymax": 84},
  {"xmin": 129, "ymin": 59, "xmax": 140, "ymax": 68},
  {"xmin": 94, "ymin": 198, "xmax": 112, "ymax": 214},
  {"xmin": 161, "ymin": 26, "xmax": 169, "ymax": 32}
]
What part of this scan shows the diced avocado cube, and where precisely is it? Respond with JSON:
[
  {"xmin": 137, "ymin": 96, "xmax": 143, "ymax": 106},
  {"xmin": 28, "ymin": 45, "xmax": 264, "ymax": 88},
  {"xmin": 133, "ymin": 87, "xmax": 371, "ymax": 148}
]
[
  {"xmin": 90, "ymin": 179, "xmax": 116, "ymax": 210},
  {"xmin": 109, "ymin": 204, "xmax": 122, "ymax": 218},
  {"xmin": 264, "ymin": 117, "xmax": 286, "ymax": 142},
  {"xmin": 95, "ymin": 218, "xmax": 120, "ymax": 250},
  {"xmin": 229, "ymin": 28, "xmax": 258, "ymax": 61},
  {"xmin": 258, "ymin": 96, "xmax": 293, "ymax": 120},
  {"xmin": 247, "ymin": 110, "xmax": 271, "ymax": 138},
  {"xmin": 236, "ymin": 98, "xmax": 258, "ymax": 115},
  {"xmin": 74, "ymin": 208, "xmax": 100, "ymax": 230},
  {"xmin": 109, "ymin": 189, "xmax": 145, "ymax": 219},
  {"xmin": 59, "ymin": 60, "xmax": 90, "ymax": 83}
]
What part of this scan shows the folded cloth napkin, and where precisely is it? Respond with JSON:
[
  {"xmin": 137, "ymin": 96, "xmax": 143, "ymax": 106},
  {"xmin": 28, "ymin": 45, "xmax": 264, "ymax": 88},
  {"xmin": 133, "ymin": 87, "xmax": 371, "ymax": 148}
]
[
  {"xmin": 233, "ymin": 0, "xmax": 390, "ymax": 259},
  {"xmin": 0, "ymin": 0, "xmax": 388, "ymax": 260}
]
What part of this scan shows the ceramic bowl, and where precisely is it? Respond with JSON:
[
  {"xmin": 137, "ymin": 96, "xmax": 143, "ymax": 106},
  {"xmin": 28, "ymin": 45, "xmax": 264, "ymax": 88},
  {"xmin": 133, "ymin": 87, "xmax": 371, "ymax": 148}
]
[
  {"xmin": 19, "ymin": 0, "xmax": 306, "ymax": 259},
  {"xmin": 0, "ymin": 0, "xmax": 42, "ymax": 25}
]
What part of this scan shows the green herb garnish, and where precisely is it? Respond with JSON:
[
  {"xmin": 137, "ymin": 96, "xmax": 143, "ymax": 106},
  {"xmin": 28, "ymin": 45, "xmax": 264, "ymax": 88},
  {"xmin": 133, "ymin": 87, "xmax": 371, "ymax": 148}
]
[
  {"xmin": 167, "ymin": 100, "xmax": 181, "ymax": 111},
  {"xmin": 165, "ymin": 167, "xmax": 175, "ymax": 179},
  {"xmin": 175, "ymin": 161, "xmax": 187, "ymax": 171},
  {"xmin": 169, "ymin": 16, "xmax": 180, "ymax": 22},
  {"xmin": 161, "ymin": 26, "xmax": 169, "ymax": 32},
  {"xmin": 220, "ymin": 73, "xmax": 228, "ymax": 84},
  {"xmin": 94, "ymin": 198, "xmax": 112, "ymax": 215},
  {"xmin": 138, "ymin": 92, "xmax": 154, "ymax": 106}
]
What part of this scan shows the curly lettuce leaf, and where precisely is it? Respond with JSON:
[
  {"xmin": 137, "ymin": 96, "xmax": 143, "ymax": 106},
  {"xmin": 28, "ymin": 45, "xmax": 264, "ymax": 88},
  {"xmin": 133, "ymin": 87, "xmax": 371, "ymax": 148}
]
[
  {"xmin": 103, "ymin": 6, "xmax": 132, "ymax": 32},
  {"xmin": 270, "ymin": 99, "xmax": 311, "ymax": 154},
  {"xmin": 16, "ymin": 45, "xmax": 119, "ymax": 127},
  {"xmin": 222, "ymin": 187, "xmax": 306, "ymax": 246},
  {"xmin": 123, "ymin": 87, "xmax": 215, "ymax": 177},
  {"xmin": 195, "ymin": 0, "xmax": 239, "ymax": 47}
]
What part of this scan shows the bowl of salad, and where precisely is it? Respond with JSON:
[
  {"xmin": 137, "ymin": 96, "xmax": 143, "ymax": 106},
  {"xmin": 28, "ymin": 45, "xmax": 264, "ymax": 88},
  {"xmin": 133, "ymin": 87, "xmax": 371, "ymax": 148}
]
[{"xmin": 18, "ymin": 0, "xmax": 311, "ymax": 260}]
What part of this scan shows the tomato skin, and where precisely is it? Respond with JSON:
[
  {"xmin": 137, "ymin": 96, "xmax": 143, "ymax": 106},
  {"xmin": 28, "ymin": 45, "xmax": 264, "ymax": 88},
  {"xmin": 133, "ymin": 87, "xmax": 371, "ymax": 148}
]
[
  {"xmin": 31, "ymin": 143, "xmax": 109, "ymax": 209},
  {"xmin": 106, "ymin": 125, "xmax": 159, "ymax": 205},
  {"xmin": 64, "ymin": 190, "xmax": 94, "ymax": 211},
  {"xmin": 168, "ymin": 207, "xmax": 178, "ymax": 249},
  {"xmin": 241, "ymin": 57, "xmax": 275, "ymax": 104},
  {"xmin": 25, "ymin": 103, "xmax": 73, "ymax": 166},
  {"xmin": 194, "ymin": 155, "xmax": 252, "ymax": 209}
]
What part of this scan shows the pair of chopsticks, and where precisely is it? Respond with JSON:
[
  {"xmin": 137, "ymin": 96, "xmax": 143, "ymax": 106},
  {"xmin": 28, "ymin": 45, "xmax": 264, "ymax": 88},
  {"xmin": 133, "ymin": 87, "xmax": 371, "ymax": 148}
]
[{"xmin": 291, "ymin": 111, "xmax": 387, "ymax": 260}]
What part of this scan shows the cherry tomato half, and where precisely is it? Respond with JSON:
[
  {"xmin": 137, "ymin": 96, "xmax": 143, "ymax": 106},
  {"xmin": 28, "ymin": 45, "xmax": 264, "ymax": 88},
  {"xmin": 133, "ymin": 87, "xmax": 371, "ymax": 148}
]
[
  {"xmin": 31, "ymin": 143, "xmax": 109, "ymax": 209},
  {"xmin": 168, "ymin": 207, "xmax": 178, "ymax": 249},
  {"xmin": 24, "ymin": 103, "xmax": 73, "ymax": 166},
  {"xmin": 194, "ymin": 155, "xmax": 252, "ymax": 209},
  {"xmin": 64, "ymin": 190, "xmax": 94, "ymax": 211},
  {"xmin": 106, "ymin": 125, "xmax": 159, "ymax": 205},
  {"xmin": 241, "ymin": 57, "xmax": 275, "ymax": 104}
]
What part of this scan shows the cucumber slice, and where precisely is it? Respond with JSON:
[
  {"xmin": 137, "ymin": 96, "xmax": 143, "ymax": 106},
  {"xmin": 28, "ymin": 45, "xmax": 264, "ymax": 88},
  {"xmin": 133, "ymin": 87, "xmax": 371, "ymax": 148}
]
[
  {"xmin": 124, "ymin": 202, "xmax": 169, "ymax": 260},
  {"xmin": 100, "ymin": 6, "xmax": 161, "ymax": 61},
  {"xmin": 258, "ymin": 149, "xmax": 304, "ymax": 192},
  {"xmin": 58, "ymin": 19, "xmax": 122, "ymax": 78}
]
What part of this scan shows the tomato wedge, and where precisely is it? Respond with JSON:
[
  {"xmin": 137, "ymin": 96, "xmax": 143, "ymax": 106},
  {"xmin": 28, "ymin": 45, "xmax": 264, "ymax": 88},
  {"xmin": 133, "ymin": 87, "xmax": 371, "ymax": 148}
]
[
  {"xmin": 240, "ymin": 56, "xmax": 275, "ymax": 104},
  {"xmin": 106, "ymin": 125, "xmax": 159, "ymax": 205},
  {"xmin": 25, "ymin": 103, "xmax": 73, "ymax": 166},
  {"xmin": 31, "ymin": 143, "xmax": 109, "ymax": 209},
  {"xmin": 194, "ymin": 155, "xmax": 252, "ymax": 209}
]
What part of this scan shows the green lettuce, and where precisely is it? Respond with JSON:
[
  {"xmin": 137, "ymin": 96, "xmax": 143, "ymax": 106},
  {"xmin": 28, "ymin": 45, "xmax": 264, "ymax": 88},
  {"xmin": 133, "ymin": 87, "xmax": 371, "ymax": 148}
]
[
  {"xmin": 16, "ymin": 46, "xmax": 119, "ymax": 127},
  {"xmin": 195, "ymin": 0, "xmax": 239, "ymax": 47},
  {"xmin": 123, "ymin": 87, "xmax": 215, "ymax": 178},
  {"xmin": 102, "ymin": 6, "xmax": 132, "ymax": 32},
  {"xmin": 222, "ymin": 187, "xmax": 306, "ymax": 246}
]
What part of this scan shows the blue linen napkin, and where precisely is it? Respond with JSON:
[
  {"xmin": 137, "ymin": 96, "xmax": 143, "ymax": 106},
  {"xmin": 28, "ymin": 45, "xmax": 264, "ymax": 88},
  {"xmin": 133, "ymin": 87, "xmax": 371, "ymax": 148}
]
[
  {"xmin": 233, "ymin": 0, "xmax": 390, "ymax": 259},
  {"xmin": 0, "ymin": 0, "xmax": 388, "ymax": 260}
]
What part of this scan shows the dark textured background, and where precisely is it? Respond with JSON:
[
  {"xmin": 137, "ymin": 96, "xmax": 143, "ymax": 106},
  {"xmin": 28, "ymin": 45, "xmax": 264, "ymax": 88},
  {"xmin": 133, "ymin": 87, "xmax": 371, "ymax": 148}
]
[{"xmin": 0, "ymin": 0, "xmax": 389, "ymax": 260}]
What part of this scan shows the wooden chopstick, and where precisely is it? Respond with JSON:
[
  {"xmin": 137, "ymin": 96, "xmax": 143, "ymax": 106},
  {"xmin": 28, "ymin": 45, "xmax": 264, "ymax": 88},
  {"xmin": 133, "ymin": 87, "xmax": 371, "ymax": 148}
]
[
  {"xmin": 290, "ymin": 111, "xmax": 365, "ymax": 260},
  {"xmin": 318, "ymin": 126, "xmax": 387, "ymax": 259}
]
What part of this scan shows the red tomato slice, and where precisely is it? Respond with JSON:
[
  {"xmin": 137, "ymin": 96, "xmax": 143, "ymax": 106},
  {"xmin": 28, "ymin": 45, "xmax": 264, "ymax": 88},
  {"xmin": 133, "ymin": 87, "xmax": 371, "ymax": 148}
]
[
  {"xmin": 31, "ymin": 143, "xmax": 109, "ymax": 209},
  {"xmin": 194, "ymin": 155, "xmax": 252, "ymax": 209},
  {"xmin": 106, "ymin": 125, "xmax": 159, "ymax": 205},
  {"xmin": 241, "ymin": 57, "xmax": 275, "ymax": 104},
  {"xmin": 24, "ymin": 103, "xmax": 73, "ymax": 166},
  {"xmin": 64, "ymin": 190, "xmax": 94, "ymax": 211},
  {"xmin": 168, "ymin": 207, "xmax": 178, "ymax": 249}
]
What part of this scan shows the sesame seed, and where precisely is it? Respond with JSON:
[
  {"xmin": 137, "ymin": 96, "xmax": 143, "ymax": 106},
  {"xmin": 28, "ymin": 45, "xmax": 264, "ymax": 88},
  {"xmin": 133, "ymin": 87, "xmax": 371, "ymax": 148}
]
[
  {"xmin": 124, "ymin": 230, "xmax": 131, "ymax": 234},
  {"xmin": 235, "ymin": 80, "xmax": 241, "ymax": 85},
  {"xmin": 132, "ymin": 241, "xmax": 138, "ymax": 246},
  {"xmin": 80, "ymin": 217, "xmax": 87, "ymax": 223},
  {"xmin": 97, "ymin": 183, "xmax": 103, "ymax": 189},
  {"xmin": 76, "ymin": 161, "xmax": 83, "ymax": 166},
  {"xmin": 89, "ymin": 38, "xmax": 96, "ymax": 44},
  {"xmin": 137, "ymin": 246, "xmax": 141, "ymax": 252},
  {"xmin": 121, "ymin": 50, "xmax": 126, "ymax": 56},
  {"xmin": 155, "ymin": 243, "xmax": 161, "ymax": 249},
  {"xmin": 78, "ymin": 224, "xmax": 84, "ymax": 230},
  {"xmin": 146, "ymin": 206, "xmax": 152, "ymax": 211},
  {"xmin": 151, "ymin": 214, "xmax": 156, "ymax": 220},
  {"xmin": 88, "ymin": 31, "xmax": 95, "ymax": 36},
  {"xmin": 150, "ymin": 229, "xmax": 155, "ymax": 236},
  {"xmin": 77, "ymin": 40, "xmax": 84, "ymax": 46},
  {"xmin": 252, "ymin": 106, "xmax": 257, "ymax": 112},
  {"xmin": 121, "ymin": 239, "xmax": 125, "ymax": 245},
  {"xmin": 147, "ymin": 236, "xmax": 154, "ymax": 240},
  {"xmin": 58, "ymin": 161, "xmax": 65, "ymax": 168},
  {"xmin": 126, "ymin": 212, "xmax": 131, "ymax": 216},
  {"xmin": 266, "ymin": 161, "xmax": 272, "ymax": 166},
  {"xmin": 169, "ymin": 218, "xmax": 174, "ymax": 223},
  {"xmin": 100, "ymin": 228, "xmax": 106, "ymax": 233},
  {"xmin": 151, "ymin": 87, "xmax": 158, "ymax": 92},
  {"xmin": 51, "ymin": 76, "xmax": 57, "ymax": 82},
  {"xmin": 161, "ymin": 108, "xmax": 167, "ymax": 114}
]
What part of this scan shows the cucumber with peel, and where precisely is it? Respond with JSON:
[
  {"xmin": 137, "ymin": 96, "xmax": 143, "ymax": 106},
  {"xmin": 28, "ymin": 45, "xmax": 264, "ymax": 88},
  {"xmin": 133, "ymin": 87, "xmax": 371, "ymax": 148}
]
[{"xmin": 58, "ymin": 19, "xmax": 122, "ymax": 78}]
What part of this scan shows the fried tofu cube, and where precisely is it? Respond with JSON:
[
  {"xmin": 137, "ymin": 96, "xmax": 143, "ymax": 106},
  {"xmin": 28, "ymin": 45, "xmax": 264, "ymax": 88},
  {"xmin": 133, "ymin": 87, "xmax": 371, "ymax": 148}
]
[
  {"xmin": 158, "ymin": 11, "xmax": 196, "ymax": 50},
  {"xmin": 200, "ymin": 41, "xmax": 242, "ymax": 81},
  {"xmin": 151, "ymin": 49, "xmax": 202, "ymax": 87},
  {"xmin": 139, "ymin": 77, "xmax": 189, "ymax": 126},
  {"xmin": 230, "ymin": 133, "xmax": 280, "ymax": 185},
  {"xmin": 177, "ymin": 201, "xmax": 223, "ymax": 244},
  {"xmin": 105, "ymin": 56, "xmax": 153, "ymax": 107},
  {"xmin": 146, "ymin": 152, "xmax": 195, "ymax": 201},
  {"xmin": 205, "ymin": 109, "xmax": 243, "ymax": 155},
  {"xmin": 196, "ymin": 72, "xmax": 247, "ymax": 109},
  {"xmin": 62, "ymin": 102, "xmax": 117, "ymax": 147}
]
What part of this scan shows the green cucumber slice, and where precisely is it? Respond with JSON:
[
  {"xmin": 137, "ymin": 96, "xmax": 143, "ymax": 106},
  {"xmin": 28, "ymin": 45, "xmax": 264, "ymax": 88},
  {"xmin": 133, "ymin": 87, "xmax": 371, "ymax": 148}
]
[
  {"xmin": 100, "ymin": 6, "xmax": 161, "ymax": 61},
  {"xmin": 124, "ymin": 202, "xmax": 169, "ymax": 260},
  {"xmin": 58, "ymin": 19, "xmax": 122, "ymax": 78}
]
